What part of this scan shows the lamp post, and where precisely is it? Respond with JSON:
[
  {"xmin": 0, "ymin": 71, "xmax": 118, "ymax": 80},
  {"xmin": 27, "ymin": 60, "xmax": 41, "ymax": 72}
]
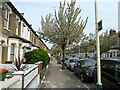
[{"xmin": 94, "ymin": 0, "xmax": 103, "ymax": 89}]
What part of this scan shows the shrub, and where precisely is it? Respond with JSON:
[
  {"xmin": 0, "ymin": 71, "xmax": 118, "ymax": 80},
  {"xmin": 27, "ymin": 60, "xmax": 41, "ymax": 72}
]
[
  {"xmin": 24, "ymin": 49, "xmax": 50, "ymax": 68},
  {"xmin": 13, "ymin": 57, "xmax": 24, "ymax": 71}
]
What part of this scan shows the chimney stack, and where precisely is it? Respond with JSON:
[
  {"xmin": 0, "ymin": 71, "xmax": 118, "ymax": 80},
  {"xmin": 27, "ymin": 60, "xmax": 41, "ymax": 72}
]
[{"xmin": 30, "ymin": 24, "xmax": 32, "ymax": 27}]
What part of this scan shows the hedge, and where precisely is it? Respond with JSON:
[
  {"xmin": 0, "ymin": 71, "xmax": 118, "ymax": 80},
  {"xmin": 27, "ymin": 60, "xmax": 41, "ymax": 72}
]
[{"xmin": 24, "ymin": 49, "xmax": 50, "ymax": 68}]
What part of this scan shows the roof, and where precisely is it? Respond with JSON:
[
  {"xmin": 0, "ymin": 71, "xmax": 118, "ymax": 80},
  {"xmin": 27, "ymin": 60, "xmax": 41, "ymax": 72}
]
[
  {"xmin": 39, "ymin": 39, "xmax": 50, "ymax": 51},
  {"xmin": 8, "ymin": 34, "xmax": 32, "ymax": 43},
  {"xmin": 9, "ymin": 34, "xmax": 42, "ymax": 49},
  {"xmin": 111, "ymin": 46, "xmax": 120, "ymax": 50},
  {"xmin": 31, "ymin": 43, "xmax": 40, "ymax": 48},
  {"xmin": 22, "ymin": 46, "xmax": 31, "ymax": 50}
]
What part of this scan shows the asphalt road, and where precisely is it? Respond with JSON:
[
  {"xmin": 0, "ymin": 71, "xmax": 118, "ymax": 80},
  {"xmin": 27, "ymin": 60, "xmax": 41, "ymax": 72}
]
[
  {"xmin": 65, "ymin": 68, "xmax": 96, "ymax": 89},
  {"xmin": 40, "ymin": 57, "xmax": 96, "ymax": 89}
]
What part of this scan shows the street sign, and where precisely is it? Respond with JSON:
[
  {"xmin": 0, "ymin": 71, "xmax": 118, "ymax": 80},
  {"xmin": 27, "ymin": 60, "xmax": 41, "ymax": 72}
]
[{"xmin": 98, "ymin": 20, "xmax": 102, "ymax": 31}]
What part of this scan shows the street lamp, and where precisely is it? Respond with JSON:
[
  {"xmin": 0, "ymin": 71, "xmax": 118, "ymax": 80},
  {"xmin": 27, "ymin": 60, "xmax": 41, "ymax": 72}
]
[{"xmin": 94, "ymin": 0, "xmax": 103, "ymax": 89}]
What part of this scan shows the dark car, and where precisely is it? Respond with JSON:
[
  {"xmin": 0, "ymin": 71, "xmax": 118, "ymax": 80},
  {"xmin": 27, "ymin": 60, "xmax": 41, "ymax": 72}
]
[
  {"xmin": 74, "ymin": 59, "xmax": 96, "ymax": 82},
  {"xmin": 94, "ymin": 58, "xmax": 120, "ymax": 89}
]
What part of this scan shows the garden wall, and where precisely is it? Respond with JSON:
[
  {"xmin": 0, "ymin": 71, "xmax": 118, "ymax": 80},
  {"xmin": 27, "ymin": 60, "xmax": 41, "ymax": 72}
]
[{"xmin": 0, "ymin": 61, "xmax": 42, "ymax": 89}]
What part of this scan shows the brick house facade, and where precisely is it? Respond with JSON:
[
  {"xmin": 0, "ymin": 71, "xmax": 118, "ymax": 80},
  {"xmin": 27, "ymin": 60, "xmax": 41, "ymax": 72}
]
[{"xmin": 0, "ymin": 1, "xmax": 50, "ymax": 64}]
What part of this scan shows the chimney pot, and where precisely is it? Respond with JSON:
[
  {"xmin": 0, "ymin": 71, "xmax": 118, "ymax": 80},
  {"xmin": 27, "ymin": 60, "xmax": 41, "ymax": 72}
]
[{"xmin": 21, "ymin": 13, "xmax": 24, "ymax": 16}]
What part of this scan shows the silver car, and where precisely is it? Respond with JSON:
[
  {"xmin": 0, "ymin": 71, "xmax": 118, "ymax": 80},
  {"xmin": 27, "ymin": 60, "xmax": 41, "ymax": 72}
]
[{"xmin": 66, "ymin": 58, "xmax": 79, "ymax": 71}]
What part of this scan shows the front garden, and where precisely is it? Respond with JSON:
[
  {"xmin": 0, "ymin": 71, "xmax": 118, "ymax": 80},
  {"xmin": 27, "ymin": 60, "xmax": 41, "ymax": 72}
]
[{"xmin": 0, "ymin": 48, "xmax": 50, "ymax": 89}]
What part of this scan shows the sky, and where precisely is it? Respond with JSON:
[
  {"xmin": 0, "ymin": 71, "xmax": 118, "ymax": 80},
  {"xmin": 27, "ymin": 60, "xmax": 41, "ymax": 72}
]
[{"xmin": 10, "ymin": 0, "xmax": 119, "ymax": 49}]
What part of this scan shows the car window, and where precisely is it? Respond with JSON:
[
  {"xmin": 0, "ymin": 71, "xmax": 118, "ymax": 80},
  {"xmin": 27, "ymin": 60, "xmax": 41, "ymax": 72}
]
[
  {"xmin": 102, "ymin": 60, "xmax": 109, "ymax": 68},
  {"xmin": 102, "ymin": 60, "xmax": 118, "ymax": 80},
  {"xmin": 81, "ymin": 60, "xmax": 96, "ymax": 67},
  {"xmin": 69, "ymin": 59, "xmax": 78, "ymax": 62},
  {"xmin": 114, "ymin": 63, "xmax": 120, "ymax": 80},
  {"xmin": 107, "ymin": 62, "xmax": 114, "ymax": 69},
  {"xmin": 69, "ymin": 60, "xmax": 74, "ymax": 63},
  {"xmin": 102, "ymin": 62, "xmax": 107, "ymax": 68},
  {"xmin": 102, "ymin": 61, "xmax": 115, "ymax": 69},
  {"xmin": 115, "ymin": 63, "xmax": 120, "ymax": 69},
  {"xmin": 73, "ymin": 59, "xmax": 78, "ymax": 61}
]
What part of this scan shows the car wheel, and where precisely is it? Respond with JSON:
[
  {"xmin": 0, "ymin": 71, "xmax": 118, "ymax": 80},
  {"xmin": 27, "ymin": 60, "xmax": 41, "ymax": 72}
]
[
  {"xmin": 68, "ymin": 66, "xmax": 70, "ymax": 69},
  {"xmin": 74, "ymin": 70, "xmax": 77, "ymax": 75},
  {"xmin": 94, "ymin": 70, "xmax": 97, "ymax": 83},
  {"xmin": 66, "ymin": 65, "xmax": 68, "ymax": 69},
  {"xmin": 65, "ymin": 63, "xmax": 66, "ymax": 66},
  {"xmin": 81, "ymin": 74, "xmax": 85, "ymax": 82}
]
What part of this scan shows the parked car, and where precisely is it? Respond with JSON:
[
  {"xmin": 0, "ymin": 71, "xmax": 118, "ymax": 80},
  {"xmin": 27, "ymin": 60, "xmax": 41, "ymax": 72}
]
[
  {"xmin": 67, "ymin": 58, "xmax": 80, "ymax": 71},
  {"xmin": 94, "ymin": 58, "xmax": 120, "ymax": 89},
  {"xmin": 74, "ymin": 59, "xmax": 96, "ymax": 82},
  {"xmin": 61, "ymin": 56, "xmax": 72, "ymax": 66}
]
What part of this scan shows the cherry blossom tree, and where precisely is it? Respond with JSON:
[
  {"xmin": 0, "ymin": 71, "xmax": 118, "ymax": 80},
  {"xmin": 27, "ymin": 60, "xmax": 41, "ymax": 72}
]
[{"xmin": 39, "ymin": 0, "xmax": 88, "ymax": 69}]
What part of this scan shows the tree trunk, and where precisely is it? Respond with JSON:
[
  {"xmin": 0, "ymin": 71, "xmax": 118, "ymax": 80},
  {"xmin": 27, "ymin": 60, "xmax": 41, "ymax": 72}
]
[
  {"xmin": 60, "ymin": 49, "xmax": 62, "ymax": 63},
  {"xmin": 57, "ymin": 50, "xmax": 62, "ymax": 64},
  {"xmin": 61, "ymin": 47, "xmax": 65, "ymax": 70}
]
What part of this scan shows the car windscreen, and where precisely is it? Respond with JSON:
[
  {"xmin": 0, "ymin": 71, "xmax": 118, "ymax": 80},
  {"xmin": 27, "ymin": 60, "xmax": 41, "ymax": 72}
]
[
  {"xmin": 65, "ymin": 56, "xmax": 72, "ymax": 60},
  {"xmin": 81, "ymin": 60, "xmax": 96, "ymax": 67},
  {"xmin": 69, "ymin": 60, "xmax": 74, "ymax": 63},
  {"xmin": 69, "ymin": 59, "xmax": 78, "ymax": 63}
]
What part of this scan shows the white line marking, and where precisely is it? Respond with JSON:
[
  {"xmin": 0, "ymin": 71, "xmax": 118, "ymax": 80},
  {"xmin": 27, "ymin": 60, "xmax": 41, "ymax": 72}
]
[
  {"xmin": 41, "ymin": 76, "xmax": 46, "ymax": 84},
  {"xmin": 46, "ymin": 65, "xmax": 49, "ymax": 69},
  {"xmin": 43, "ymin": 76, "xmax": 45, "ymax": 80},
  {"xmin": 59, "ymin": 69, "xmax": 64, "ymax": 71},
  {"xmin": 83, "ymin": 84, "xmax": 90, "ymax": 90},
  {"xmin": 60, "ymin": 83, "xmax": 63, "ymax": 86},
  {"xmin": 41, "ymin": 80, "xmax": 44, "ymax": 84},
  {"xmin": 77, "ymin": 85, "xmax": 81, "ymax": 88},
  {"xmin": 46, "ymin": 81, "xmax": 50, "ymax": 84}
]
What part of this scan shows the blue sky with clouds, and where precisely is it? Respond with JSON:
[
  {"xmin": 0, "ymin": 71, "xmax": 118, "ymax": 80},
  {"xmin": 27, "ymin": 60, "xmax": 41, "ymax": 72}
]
[{"xmin": 11, "ymin": 0, "xmax": 118, "ymax": 49}]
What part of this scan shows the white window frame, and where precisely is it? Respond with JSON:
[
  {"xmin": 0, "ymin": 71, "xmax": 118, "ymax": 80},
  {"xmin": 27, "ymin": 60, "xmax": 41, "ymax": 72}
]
[
  {"xmin": 4, "ymin": 4, "xmax": 12, "ymax": 31},
  {"xmin": 10, "ymin": 44, "xmax": 15, "ymax": 60},
  {"xmin": 22, "ymin": 23, "xmax": 26, "ymax": 38},
  {"xmin": 16, "ymin": 15, "xmax": 20, "ymax": 35}
]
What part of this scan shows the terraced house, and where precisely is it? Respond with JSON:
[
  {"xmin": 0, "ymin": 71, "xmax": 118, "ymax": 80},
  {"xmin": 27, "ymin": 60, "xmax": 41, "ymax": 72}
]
[{"xmin": 0, "ymin": 1, "xmax": 50, "ymax": 64}]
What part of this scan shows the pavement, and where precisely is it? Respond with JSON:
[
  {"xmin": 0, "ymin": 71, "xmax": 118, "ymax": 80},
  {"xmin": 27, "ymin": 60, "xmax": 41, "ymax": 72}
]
[{"xmin": 39, "ymin": 57, "xmax": 96, "ymax": 89}]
